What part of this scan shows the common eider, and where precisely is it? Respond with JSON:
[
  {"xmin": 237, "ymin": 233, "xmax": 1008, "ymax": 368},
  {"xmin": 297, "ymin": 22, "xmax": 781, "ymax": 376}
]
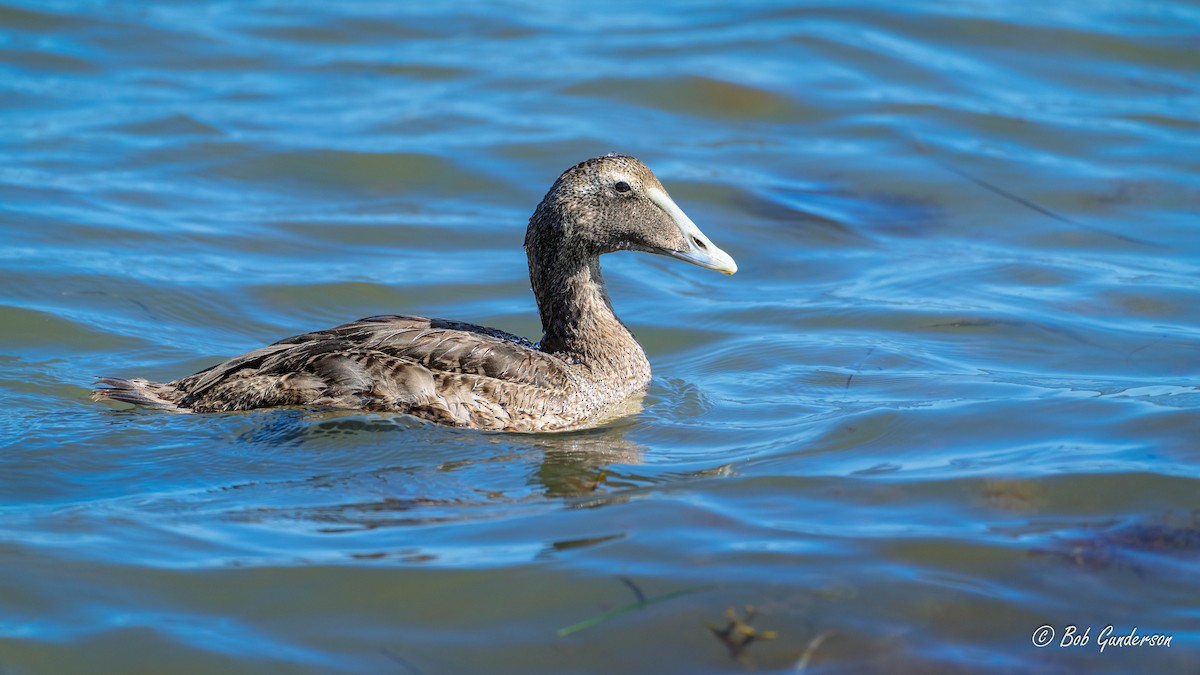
[{"xmin": 93, "ymin": 154, "xmax": 737, "ymax": 431}]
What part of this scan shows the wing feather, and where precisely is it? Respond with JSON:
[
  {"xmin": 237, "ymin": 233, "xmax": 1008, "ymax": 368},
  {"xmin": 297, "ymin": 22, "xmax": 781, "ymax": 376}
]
[{"xmin": 156, "ymin": 314, "xmax": 582, "ymax": 428}]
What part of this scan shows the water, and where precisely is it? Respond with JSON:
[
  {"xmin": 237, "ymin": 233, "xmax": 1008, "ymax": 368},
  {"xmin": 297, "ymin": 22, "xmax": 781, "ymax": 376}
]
[{"xmin": 2, "ymin": 1, "xmax": 1198, "ymax": 672}]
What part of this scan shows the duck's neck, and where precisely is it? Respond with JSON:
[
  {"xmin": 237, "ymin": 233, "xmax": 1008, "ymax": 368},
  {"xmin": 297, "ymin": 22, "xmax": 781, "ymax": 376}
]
[{"xmin": 528, "ymin": 248, "xmax": 650, "ymax": 386}]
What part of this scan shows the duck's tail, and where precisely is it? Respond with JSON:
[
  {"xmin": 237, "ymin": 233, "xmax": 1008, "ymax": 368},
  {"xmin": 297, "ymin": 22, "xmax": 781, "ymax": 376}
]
[{"xmin": 91, "ymin": 377, "xmax": 186, "ymax": 410}]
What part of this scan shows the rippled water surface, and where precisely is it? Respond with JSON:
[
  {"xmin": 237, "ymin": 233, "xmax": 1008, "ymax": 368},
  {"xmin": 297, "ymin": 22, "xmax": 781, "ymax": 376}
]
[{"xmin": 2, "ymin": 1, "xmax": 1199, "ymax": 673}]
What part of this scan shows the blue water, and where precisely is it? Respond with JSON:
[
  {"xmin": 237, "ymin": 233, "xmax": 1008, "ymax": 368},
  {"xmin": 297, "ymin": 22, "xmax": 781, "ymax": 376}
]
[{"xmin": 2, "ymin": 1, "xmax": 1198, "ymax": 673}]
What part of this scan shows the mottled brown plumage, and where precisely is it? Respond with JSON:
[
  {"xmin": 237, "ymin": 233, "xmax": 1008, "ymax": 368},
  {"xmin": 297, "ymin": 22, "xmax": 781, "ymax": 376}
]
[{"xmin": 92, "ymin": 154, "xmax": 737, "ymax": 431}]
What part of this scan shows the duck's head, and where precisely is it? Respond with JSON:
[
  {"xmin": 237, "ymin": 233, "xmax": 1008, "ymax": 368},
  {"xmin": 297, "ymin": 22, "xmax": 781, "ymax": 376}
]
[{"xmin": 526, "ymin": 153, "xmax": 738, "ymax": 276}]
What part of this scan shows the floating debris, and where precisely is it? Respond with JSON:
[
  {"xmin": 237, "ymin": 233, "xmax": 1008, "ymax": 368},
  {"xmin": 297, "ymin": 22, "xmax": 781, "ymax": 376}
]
[
  {"xmin": 556, "ymin": 578, "xmax": 710, "ymax": 637},
  {"xmin": 794, "ymin": 630, "xmax": 835, "ymax": 674},
  {"xmin": 708, "ymin": 605, "xmax": 778, "ymax": 664}
]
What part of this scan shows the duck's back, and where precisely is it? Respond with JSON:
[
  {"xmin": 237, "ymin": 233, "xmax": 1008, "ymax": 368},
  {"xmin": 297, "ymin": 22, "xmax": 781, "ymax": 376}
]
[{"xmin": 95, "ymin": 315, "xmax": 598, "ymax": 431}]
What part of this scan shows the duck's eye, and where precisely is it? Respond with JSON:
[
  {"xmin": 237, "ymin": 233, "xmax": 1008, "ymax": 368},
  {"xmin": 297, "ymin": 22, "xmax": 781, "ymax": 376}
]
[{"xmin": 614, "ymin": 181, "xmax": 631, "ymax": 193}]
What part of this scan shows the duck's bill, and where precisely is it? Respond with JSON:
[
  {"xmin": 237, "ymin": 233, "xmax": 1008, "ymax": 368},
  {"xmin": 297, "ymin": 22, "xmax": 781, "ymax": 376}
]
[{"xmin": 646, "ymin": 187, "xmax": 738, "ymax": 276}]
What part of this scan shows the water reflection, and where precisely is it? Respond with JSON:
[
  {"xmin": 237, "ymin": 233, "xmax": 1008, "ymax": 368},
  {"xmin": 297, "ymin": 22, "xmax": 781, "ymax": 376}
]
[{"xmin": 206, "ymin": 410, "xmax": 654, "ymax": 543}]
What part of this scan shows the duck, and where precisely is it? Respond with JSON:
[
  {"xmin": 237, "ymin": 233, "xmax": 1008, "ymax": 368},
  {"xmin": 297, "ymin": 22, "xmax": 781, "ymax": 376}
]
[{"xmin": 92, "ymin": 154, "xmax": 737, "ymax": 432}]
